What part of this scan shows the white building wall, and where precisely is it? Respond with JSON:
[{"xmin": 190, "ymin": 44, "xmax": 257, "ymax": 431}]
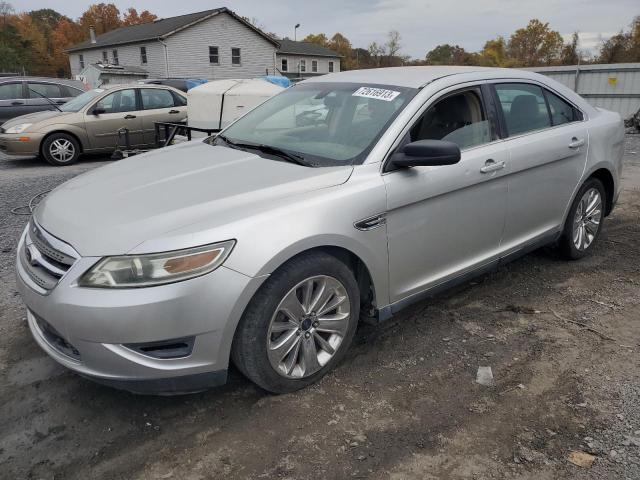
[
  {"xmin": 69, "ymin": 42, "xmax": 166, "ymax": 78},
  {"xmin": 276, "ymin": 54, "xmax": 340, "ymax": 76},
  {"xmin": 164, "ymin": 12, "xmax": 277, "ymax": 79}
]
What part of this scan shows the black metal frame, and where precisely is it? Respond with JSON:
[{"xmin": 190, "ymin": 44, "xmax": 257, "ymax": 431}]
[{"xmin": 154, "ymin": 121, "xmax": 219, "ymax": 148}]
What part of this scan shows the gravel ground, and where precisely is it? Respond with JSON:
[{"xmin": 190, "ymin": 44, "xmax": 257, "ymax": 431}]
[{"xmin": 1, "ymin": 138, "xmax": 639, "ymax": 480}]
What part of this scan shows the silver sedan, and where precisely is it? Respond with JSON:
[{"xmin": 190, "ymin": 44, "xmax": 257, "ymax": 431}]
[{"xmin": 16, "ymin": 66, "xmax": 624, "ymax": 394}]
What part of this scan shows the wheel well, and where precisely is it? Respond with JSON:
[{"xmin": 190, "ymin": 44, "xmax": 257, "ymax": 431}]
[
  {"xmin": 289, "ymin": 246, "xmax": 377, "ymax": 321},
  {"xmin": 589, "ymin": 168, "xmax": 615, "ymax": 216},
  {"xmin": 40, "ymin": 131, "xmax": 83, "ymax": 156}
]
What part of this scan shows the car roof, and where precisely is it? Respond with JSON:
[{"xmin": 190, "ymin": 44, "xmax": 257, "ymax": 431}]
[
  {"xmin": 303, "ymin": 66, "xmax": 546, "ymax": 88},
  {"xmin": 95, "ymin": 83, "xmax": 185, "ymax": 94},
  {"xmin": 0, "ymin": 76, "xmax": 84, "ymax": 86}
]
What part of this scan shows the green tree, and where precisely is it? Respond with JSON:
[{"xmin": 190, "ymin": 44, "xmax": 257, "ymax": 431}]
[{"xmin": 425, "ymin": 44, "xmax": 471, "ymax": 65}]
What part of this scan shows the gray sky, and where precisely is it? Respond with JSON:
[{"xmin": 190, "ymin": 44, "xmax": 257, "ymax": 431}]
[{"xmin": 13, "ymin": 0, "xmax": 639, "ymax": 58}]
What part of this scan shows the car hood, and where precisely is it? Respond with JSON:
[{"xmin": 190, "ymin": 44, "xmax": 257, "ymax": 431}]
[
  {"xmin": 34, "ymin": 141, "xmax": 353, "ymax": 256},
  {"xmin": 2, "ymin": 110, "xmax": 74, "ymax": 129}
]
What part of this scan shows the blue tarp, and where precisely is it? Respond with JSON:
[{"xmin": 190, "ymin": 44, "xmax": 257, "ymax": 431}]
[
  {"xmin": 185, "ymin": 78, "xmax": 208, "ymax": 90},
  {"xmin": 262, "ymin": 76, "xmax": 291, "ymax": 88}
]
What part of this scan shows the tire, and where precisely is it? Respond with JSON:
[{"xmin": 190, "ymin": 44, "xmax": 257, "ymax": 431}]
[
  {"xmin": 559, "ymin": 177, "xmax": 606, "ymax": 260},
  {"xmin": 42, "ymin": 133, "xmax": 81, "ymax": 166},
  {"xmin": 231, "ymin": 252, "xmax": 360, "ymax": 394}
]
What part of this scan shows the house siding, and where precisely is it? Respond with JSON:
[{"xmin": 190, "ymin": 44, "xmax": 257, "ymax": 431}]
[
  {"xmin": 276, "ymin": 54, "xmax": 340, "ymax": 77},
  {"xmin": 164, "ymin": 12, "xmax": 276, "ymax": 79},
  {"xmin": 69, "ymin": 42, "xmax": 166, "ymax": 78}
]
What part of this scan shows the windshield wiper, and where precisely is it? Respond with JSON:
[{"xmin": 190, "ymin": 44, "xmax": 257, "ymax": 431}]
[
  {"xmin": 216, "ymin": 135, "xmax": 312, "ymax": 167},
  {"xmin": 28, "ymin": 87, "xmax": 63, "ymax": 112}
]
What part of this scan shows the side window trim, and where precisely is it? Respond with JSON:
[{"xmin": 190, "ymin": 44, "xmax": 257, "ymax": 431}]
[{"xmin": 382, "ymin": 82, "xmax": 498, "ymax": 173}]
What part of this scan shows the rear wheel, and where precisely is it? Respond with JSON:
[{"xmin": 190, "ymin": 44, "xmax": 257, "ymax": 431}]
[
  {"xmin": 559, "ymin": 178, "xmax": 606, "ymax": 260},
  {"xmin": 231, "ymin": 252, "xmax": 360, "ymax": 393},
  {"xmin": 42, "ymin": 133, "xmax": 80, "ymax": 166}
]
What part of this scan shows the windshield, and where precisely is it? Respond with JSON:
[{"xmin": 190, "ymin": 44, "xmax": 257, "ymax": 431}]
[
  {"xmin": 60, "ymin": 89, "xmax": 104, "ymax": 112},
  {"xmin": 215, "ymin": 82, "xmax": 417, "ymax": 166}
]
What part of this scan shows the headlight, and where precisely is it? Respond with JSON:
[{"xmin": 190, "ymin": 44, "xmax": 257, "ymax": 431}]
[
  {"xmin": 5, "ymin": 123, "xmax": 33, "ymax": 134},
  {"xmin": 78, "ymin": 241, "xmax": 235, "ymax": 288}
]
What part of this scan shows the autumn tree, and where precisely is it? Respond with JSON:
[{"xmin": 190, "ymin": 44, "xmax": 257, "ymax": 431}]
[
  {"xmin": 597, "ymin": 16, "xmax": 640, "ymax": 63},
  {"xmin": 329, "ymin": 33, "xmax": 354, "ymax": 69},
  {"xmin": 122, "ymin": 8, "xmax": 157, "ymax": 26},
  {"xmin": 507, "ymin": 19, "xmax": 563, "ymax": 66},
  {"xmin": 303, "ymin": 33, "xmax": 329, "ymax": 47},
  {"xmin": 479, "ymin": 37, "xmax": 510, "ymax": 66},
  {"xmin": 561, "ymin": 32, "xmax": 581, "ymax": 65},
  {"xmin": 79, "ymin": 3, "xmax": 121, "ymax": 35}
]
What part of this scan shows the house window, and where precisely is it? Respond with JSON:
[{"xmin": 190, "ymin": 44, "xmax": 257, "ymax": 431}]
[
  {"xmin": 209, "ymin": 46, "xmax": 219, "ymax": 64},
  {"xmin": 329, "ymin": 61, "xmax": 334, "ymax": 73},
  {"xmin": 102, "ymin": 51, "xmax": 108, "ymax": 63},
  {"xmin": 312, "ymin": 60, "xmax": 318, "ymax": 72},
  {"xmin": 140, "ymin": 47, "xmax": 147, "ymax": 64},
  {"xmin": 300, "ymin": 59, "xmax": 306, "ymax": 72},
  {"xmin": 79, "ymin": 54, "xmax": 84, "ymax": 69},
  {"xmin": 281, "ymin": 58, "xmax": 288, "ymax": 72},
  {"xmin": 231, "ymin": 47, "xmax": 241, "ymax": 65},
  {"xmin": 112, "ymin": 50, "xmax": 119, "ymax": 65}
]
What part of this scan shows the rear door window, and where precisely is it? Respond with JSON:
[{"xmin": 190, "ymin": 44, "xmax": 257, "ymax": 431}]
[
  {"xmin": 28, "ymin": 83, "xmax": 63, "ymax": 98},
  {"xmin": 494, "ymin": 83, "xmax": 551, "ymax": 137},
  {"xmin": 140, "ymin": 89, "xmax": 175, "ymax": 110},
  {"xmin": 0, "ymin": 82, "xmax": 24, "ymax": 100},
  {"xmin": 544, "ymin": 89, "xmax": 582, "ymax": 125}
]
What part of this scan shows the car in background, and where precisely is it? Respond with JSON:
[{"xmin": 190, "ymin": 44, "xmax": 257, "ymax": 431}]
[
  {"xmin": 0, "ymin": 84, "xmax": 187, "ymax": 165},
  {"xmin": 0, "ymin": 77, "xmax": 85, "ymax": 123}
]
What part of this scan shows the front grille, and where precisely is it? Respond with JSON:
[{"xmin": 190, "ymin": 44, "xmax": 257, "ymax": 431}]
[
  {"xmin": 21, "ymin": 221, "xmax": 78, "ymax": 293},
  {"xmin": 33, "ymin": 313, "xmax": 81, "ymax": 361}
]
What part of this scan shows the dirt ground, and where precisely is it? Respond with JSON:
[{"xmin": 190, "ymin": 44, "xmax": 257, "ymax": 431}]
[{"xmin": 1, "ymin": 137, "xmax": 639, "ymax": 480}]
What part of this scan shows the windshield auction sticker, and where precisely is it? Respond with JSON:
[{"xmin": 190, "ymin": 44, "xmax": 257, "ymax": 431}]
[{"xmin": 352, "ymin": 87, "xmax": 401, "ymax": 102}]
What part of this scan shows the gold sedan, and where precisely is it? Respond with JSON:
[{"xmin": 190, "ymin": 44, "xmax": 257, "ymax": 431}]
[{"xmin": 0, "ymin": 84, "xmax": 187, "ymax": 166}]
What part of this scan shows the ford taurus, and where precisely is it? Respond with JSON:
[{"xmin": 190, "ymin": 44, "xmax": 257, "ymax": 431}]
[{"xmin": 16, "ymin": 67, "xmax": 624, "ymax": 394}]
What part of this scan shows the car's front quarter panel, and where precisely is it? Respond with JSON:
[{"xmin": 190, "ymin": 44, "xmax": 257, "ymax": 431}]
[
  {"xmin": 35, "ymin": 118, "xmax": 91, "ymax": 152},
  {"xmin": 131, "ymin": 162, "xmax": 391, "ymax": 309}
]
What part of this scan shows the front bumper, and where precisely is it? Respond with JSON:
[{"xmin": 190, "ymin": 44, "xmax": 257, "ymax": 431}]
[
  {"xmin": 16, "ymin": 225, "xmax": 266, "ymax": 394},
  {"xmin": 0, "ymin": 132, "xmax": 44, "ymax": 156}
]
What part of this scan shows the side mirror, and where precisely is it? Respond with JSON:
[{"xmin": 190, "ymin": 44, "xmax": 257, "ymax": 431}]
[
  {"xmin": 92, "ymin": 107, "xmax": 106, "ymax": 116},
  {"xmin": 390, "ymin": 140, "xmax": 461, "ymax": 168}
]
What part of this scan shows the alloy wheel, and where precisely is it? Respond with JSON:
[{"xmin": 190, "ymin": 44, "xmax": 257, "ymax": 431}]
[
  {"xmin": 267, "ymin": 275, "xmax": 351, "ymax": 379},
  {"xmin": 49, "ymin": 139, "xmax": 76, "ymax": 163},
  {"xmin": 572, "ymin": 187, "xmax": 602, "ymax": 251}
]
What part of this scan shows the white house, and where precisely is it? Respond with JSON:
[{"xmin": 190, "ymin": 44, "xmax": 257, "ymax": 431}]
[
  {"xmin": 276, "ymin": 39, "xmax": 341, "ymax": 80},
  {"xmin": 66, "ymin": 8, "xmax": 280, "ymax": 80}
]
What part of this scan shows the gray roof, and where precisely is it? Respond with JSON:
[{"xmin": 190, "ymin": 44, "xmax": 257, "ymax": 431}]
[
  {"xmin": 67, "ymin": 8, "xmax": 279, "ymax": 52},
  {"xmin": 277, "ymin": 39, "xmax": 341, "ymax": 58},
  {"xmin": 89, "ymin": 64, "xmax": 149, "ymax": 75}
]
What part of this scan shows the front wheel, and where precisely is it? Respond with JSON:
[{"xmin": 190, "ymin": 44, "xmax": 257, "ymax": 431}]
[
  {"xmin": 559, "ymin": 178, "xmax": 606, "ymax": 260},
  {"xmin": 231, "ymin": 252, "xmax": 360, "ymax": 393},
  {"xmin": 42, "ymin": 133, "xmax": 80, "ymax": 166}
]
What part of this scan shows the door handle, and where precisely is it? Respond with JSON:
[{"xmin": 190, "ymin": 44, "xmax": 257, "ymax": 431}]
[
  {"xmin": 11, "ymin": 101, "xmax": 24, "ymax": 105},
  {"xmin": 568, "ymin": 137, "xmax": 585, "ymax": 149},
  {"xmin": 124, "ymin": 114, "xmax": 137, "ymax": 119},
  {"xmin": 480, "ymin": 159, "xmax": 505, "ymax": 174},
  {"xmin": 168, "ymin": 109, "xmax": 179, "ymax": 114}
]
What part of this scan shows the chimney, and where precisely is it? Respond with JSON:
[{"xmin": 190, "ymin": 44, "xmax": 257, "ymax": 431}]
[{"xmin": 89, "ymin": 25, "xmax": 96, "ymax": 44}]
